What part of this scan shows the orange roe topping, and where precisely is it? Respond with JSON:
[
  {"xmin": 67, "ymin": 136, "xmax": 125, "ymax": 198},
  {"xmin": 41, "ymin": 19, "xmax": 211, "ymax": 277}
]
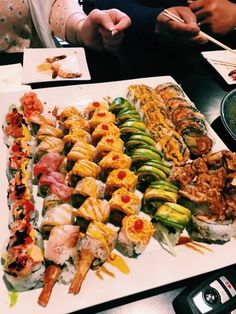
[
  {"xmin": 93, "ymin": 102, "xmax": 100, "ymax": 107},
  {"xmin": 102, "ymin": 124, "xmax": 109, "ymax": 130},
  {"xmin": 112, "ymin": 155, "xmax": 119, "ymax": 160},
  {"xmin": 118, "ymin": 171, "xmax": 126, "ymax": 180},
  {"xmin": 97, "ymin": 112, "xmax": 106, "ymax": 117},
  {"xmin": 134, "ymin": 219, "xmax": 144, "ymax": 231},
  {"xmin": 121, "ymin": 195, "xmax": 130, "ymax": 203},
  {"xmin": 106, "ymin": 138, "xmax": 114, "ymax": 143}
]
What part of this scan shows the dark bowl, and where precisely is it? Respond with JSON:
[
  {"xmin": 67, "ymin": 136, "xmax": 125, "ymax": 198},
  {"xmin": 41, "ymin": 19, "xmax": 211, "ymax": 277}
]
[{"xmin": 221, "ymin": 89, "xmax": 236, "ymax": 142}]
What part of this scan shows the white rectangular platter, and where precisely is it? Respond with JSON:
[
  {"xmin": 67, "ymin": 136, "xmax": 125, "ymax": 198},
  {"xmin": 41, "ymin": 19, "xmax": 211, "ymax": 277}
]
[
  {"xmin": 201, "ymin": 50, "xmax": 236, "ymax": 85},
  {"xmin": 0, "ymin": 76, "xmax": 234, "ymax": 314}
]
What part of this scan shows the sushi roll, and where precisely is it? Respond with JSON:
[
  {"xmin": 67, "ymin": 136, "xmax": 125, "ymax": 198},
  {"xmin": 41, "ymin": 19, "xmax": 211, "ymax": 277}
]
[
  {"xmin": 41, "ymin": 203, "xmax": 74, "ymax": 233},
  {"xmin": 61, "ymin": 114, "xmax": 89, "ymax": 133},
  {"xmin": 117, "ymin": 215, "xmax": 154, "ymax": 257},
  {"xmin": 67, "ymin": 159, "xmax": 101, "ymax": 187},
  {"xmin": 91, "ymin": 122, "xmax": 120, "ymax": 144},
  {"xmin": 88, "ymin": 109, "xmax": 116, "ymax": 130},
  {"xmin": 99, "ymin": 151, "xmax": 132, "ymax": 171},
  {"xmin": 187, "ymin": 215, "xmax": 236, "ymax": 242},
  {"xmin": 69, "ymin": 221, "xmax": 118, "ymax": 294},
  {"xmin": 165, "ymin": 97, "xmax": 194, "ymax": 118},
  {"xmin": 72, "ymin": 177, "xmax": 106, "ymax": 207},
  {"xmin": 36, "ymin": 125, "xmax": 64, "ymax": 142},
  {"xmin": 63, "ymin": 127, "xmax": 92, "ymax": 154},
  {"xmin": 109, "ymin": 187, "xmax": 142, "ymax": 225},
  {"xmin": 2, "ymin": 226, "xmax": 45, "ymax": 291},
  {"xmin": 35, "ymin": 136, "xmax": 64, "ymax": 160},
  {"xmin": 84, "ymin": 100, "xmax": 109, "ymax": 119},
  {"xmin": 38, "ymin": 224, "xmax": 80, "ymax": 307},
  {"xmin": 73, "ymin": 197, "xmax": 110, "ymax": 231},
  {"xmin": 154, "ymin": 82, "xmax": 184, "ymax": 102},
  {"xmin": 66, "ymin": 140, "xmax": 96, "ymax": 169},
  {"xmin": 20, "ymin": 91, "xmax": 43, "ymax": 119},
  {"xmin": 96, "ymin": 135, "xmax": 124, "ymax": 159},
  {"xmin": 33, "ymin": 152, "xmax": 65, "ymax": 178},
  {"xmin": 29, "ymin": 113, "xmax": 57, "ymax": 135},
  {"xmin": 106, "ymin": 168, "xmax": 138, "ymax": 195},
  {"xmin": 37, "ymin": 171, "xmax": 66, "ymax": 198},
  {"xmin": 59, "ymin": 106, "xmax": 81, "ymax": 122}
]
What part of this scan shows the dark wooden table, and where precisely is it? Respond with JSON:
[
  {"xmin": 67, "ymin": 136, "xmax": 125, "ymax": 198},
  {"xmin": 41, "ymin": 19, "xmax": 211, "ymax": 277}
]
[{"xmin": 1, "ymin": 43, "xmax": 236, "ymax": 314}]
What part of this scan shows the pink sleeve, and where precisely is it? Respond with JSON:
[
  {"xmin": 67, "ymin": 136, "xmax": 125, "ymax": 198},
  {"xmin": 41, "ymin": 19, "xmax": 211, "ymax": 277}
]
[{"xmin": 50, "ymin": 0, "xmax": 85, "ymax": 40}]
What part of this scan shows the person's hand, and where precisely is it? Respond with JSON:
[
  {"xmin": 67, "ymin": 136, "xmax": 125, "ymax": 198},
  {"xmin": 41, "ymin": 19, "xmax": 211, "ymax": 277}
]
[
  {"xmin": 156, "ymin": 6, "xmax": 207, "ymax": 45},
  {"xmin": 188, "ymin": 0, "xmax": 236, "ymax": 34},
  {"xmin": 76, "ymin": 9, "xmax": 131, "ymax": 52}
]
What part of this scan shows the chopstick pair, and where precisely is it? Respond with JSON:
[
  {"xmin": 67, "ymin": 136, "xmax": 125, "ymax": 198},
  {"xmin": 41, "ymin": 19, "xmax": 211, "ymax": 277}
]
[{"xmin": 163, "ymin": 9, "xmax": 236, "ymax": 56}]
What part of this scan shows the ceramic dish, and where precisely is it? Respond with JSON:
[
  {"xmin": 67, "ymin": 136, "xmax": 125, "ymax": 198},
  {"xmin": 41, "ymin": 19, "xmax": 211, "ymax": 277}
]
[
  {"xmin": 221, "ymin": 88, "xmax": 236, "ymax": 141},
  {"xmin": 201, "ymin": 50, "xmax": 236, "ymax": 85},
  {"xmin": 0, "ymin": 76, "xmax": 233, "ymax": 314},
  {"xmin": 22, "ymin": 47, "xmax": 91, "ymax": 84}
]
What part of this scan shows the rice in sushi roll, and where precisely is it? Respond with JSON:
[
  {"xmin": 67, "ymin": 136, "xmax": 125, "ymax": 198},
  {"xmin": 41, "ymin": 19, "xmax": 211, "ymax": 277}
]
[{"xmin": 117, "ymin": 215, "xmax": 154, "ymax": 257}]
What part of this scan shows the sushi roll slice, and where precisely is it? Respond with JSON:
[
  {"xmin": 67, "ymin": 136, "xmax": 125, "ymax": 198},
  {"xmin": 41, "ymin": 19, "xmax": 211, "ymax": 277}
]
[
  {"xmin": 35, "ymin": 136, "xmax": 64, "ymax": 160},
  {"xmin": 165, "ymin": 97, "xmax": 194, "ymax": 118},
  {"xmin": 2, "ymin": 226, "xmax": 45, "ymax": 291},
  {"xmin": 4, "ymin": 107, "xmax": 28, "ymax": 144},
  {"xmin": 72, "ymin": 177, "xmax": 106, "ymax": 207},
  {"xmin": 88, "ymin": 109, "xmax": 116, "ymax": 130},
  {"xmin": 73, "ymin": 197, "xmax": 110, "ymax": 231},
  {"xmin": 99, "ymin": 151, "xmax": 132, "ymax": 171},
  {"xmin": 69, "ymin": 221, "xmax": 118, "ymax": 294},
  {"xmin": 37, "ymin": 171, "xmax": 66, "ymax": 198},
  {"xmin": 91, "ymin": 122, "xmax": 120, "ymax": 144},
  {"xmin": 36, "ymin": 125, "xmax": 64, "ymax": 142},
  {"xmin": 109, "ymin": 187, "xmax": 141, "ymax": 225},
  {"xmin": 117, "ymin": 215, "xmax": 154, "ymax": 257},
  {"xmin": 59, "ymin": 106, "xmax": 81, "ymax": 122},
  {"xmin": 38, "ymin": 224, "xmax": 80, "ymax": 307},
  {"xmin": 20, "ymin": 91, "xmax": 43, "ymax": 119},
  {"xmin": 68, "ymin": 159, "xmax": 101, "ymax": 187},
  {"xmin": 61, "ymin": 114, "xmax": 89, "ymax": 133},
  {"xmin": 33, "ymin": 152, "xmax": 65, "ymax": 178},
  {"xmin": 63, "ymin": 127, "xmax": 91, "ymax": 154},
  {"xmin": 66, "ymin": 140, "xmax": 96, "ymax": 169},
  {"xmin": 106, "ymin": 168, "xmax": 138, "ymax": 195},
  {"xmin": 84, "ymin": 100, "xmax": 109, "ymax": 119},
  {"xmin": 29, "ymin": 113, "xmax": 57, "ymax": 135},
  {"xmin": 96, "ymin": 135, "xmax": 124, "ymax": 159},
  {"xmin": 155, "ymin": 82, "xmax": 184, "ymax": 102},
  {"xmin": 187, "ymin": 215, "xmax": 236, "ymax": 242},
  {"xmin": 41, "ymin": 203, "xmax": 74, "ymax": 233}
]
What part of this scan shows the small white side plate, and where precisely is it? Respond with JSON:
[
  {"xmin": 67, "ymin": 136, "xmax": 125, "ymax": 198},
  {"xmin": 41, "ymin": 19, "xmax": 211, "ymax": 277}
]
[
  {"xmin": 22, "ymin": 47, "xmax": 91, "ymax": 84},
  {"xmin": 201, "ymin": 50, "xmax": 236, "ymax": 85}
]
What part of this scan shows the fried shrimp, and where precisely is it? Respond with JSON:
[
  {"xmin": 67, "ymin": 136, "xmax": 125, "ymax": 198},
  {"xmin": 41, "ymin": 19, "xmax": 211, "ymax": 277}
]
[
  {"xmin": 45, "ymin": 55, "xmax": 67, "ymax": 63},
  {"xmin": 50, "ymin": 64, "xmax": 82, "ymax": 79}
]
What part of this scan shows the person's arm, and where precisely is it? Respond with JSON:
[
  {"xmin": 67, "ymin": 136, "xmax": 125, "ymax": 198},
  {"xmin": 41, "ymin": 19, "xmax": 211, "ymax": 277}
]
[
  {"xmin": 96, "ymin": 0, "xmax": 163, "ymax": 44},
  {"xmin": 50, "ymin": 0, "xmax": 131, "ymax": 51},
  {"xmin": 188, "ymin": 0, "xmax": 236, "ymax": 35}
]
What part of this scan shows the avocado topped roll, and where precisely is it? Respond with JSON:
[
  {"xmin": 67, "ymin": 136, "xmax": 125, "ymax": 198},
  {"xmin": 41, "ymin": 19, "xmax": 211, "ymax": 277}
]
[
  {"xmin": 106, "ymin": 168, "xmax": 138, "ymax": 195},
  {"xmin": 117, "ymin": 214, "xmax": 154, "ymax": 257}
]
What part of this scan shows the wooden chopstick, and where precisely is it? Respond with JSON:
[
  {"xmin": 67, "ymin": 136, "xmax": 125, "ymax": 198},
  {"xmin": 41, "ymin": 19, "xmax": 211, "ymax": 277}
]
[
  {"xmin": 163, "ymin": 9, "xmax": 236, "ymax": 56},
  {"xmin": 209, "ymin": 59, "xmax": 236, "ymax": 67}
]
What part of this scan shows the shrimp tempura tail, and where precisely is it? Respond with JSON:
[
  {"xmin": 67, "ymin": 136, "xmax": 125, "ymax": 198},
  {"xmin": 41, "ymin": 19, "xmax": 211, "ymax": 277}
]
[
  {"xmin": 69, "ymin": 250, "xmax": 94, "ymax": 295},
  {"xmin": 38, "ymin": 264, "xmax": 62, "ymax": 307}
]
